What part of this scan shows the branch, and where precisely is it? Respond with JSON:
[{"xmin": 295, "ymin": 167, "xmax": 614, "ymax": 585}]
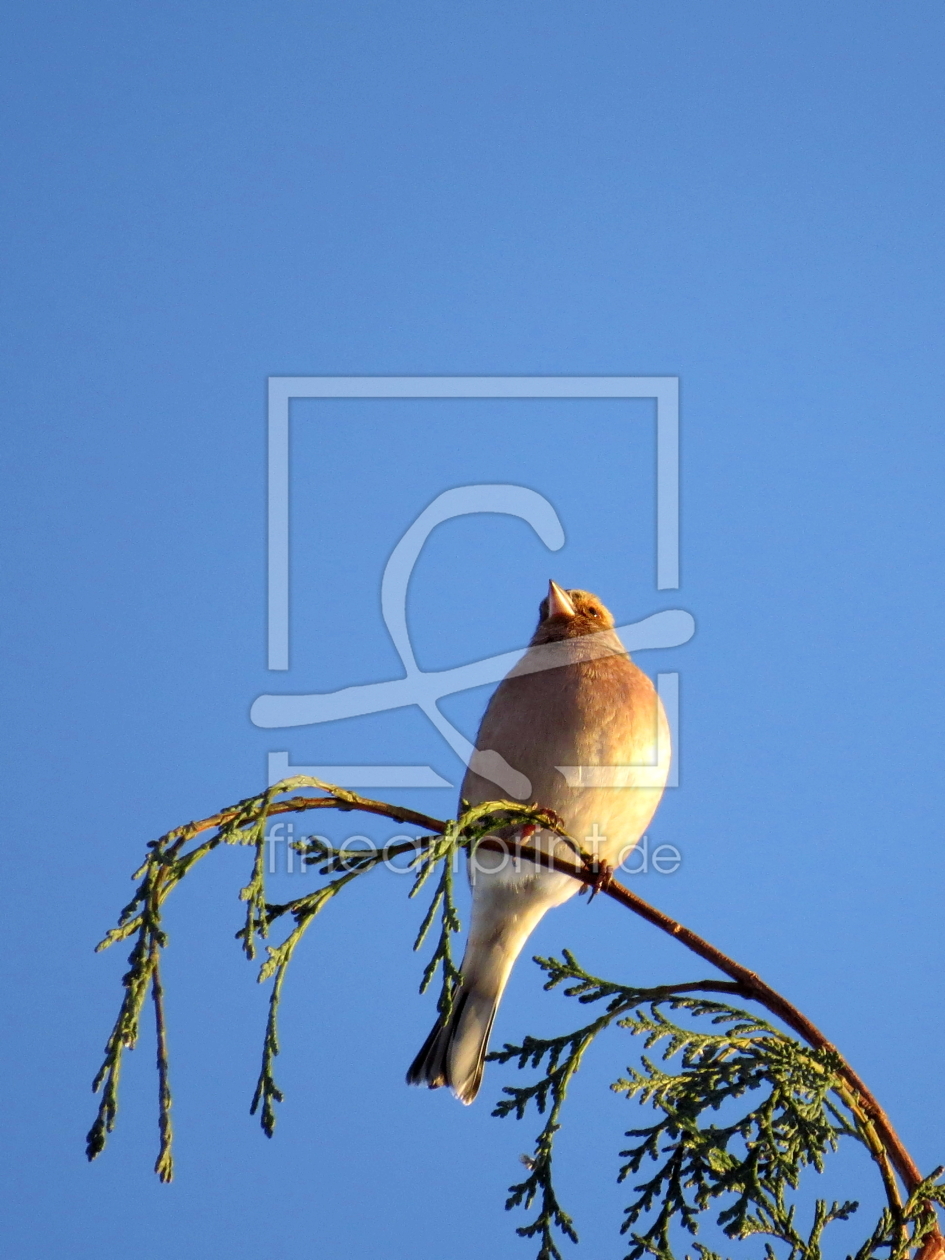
[
  {"xmin": 89, "ymin": 778, "xmax": 940, "ymax": 1256},
  {"xmin": 482, "ymin": 837, "xmax": 922, "ymax": 1203}
]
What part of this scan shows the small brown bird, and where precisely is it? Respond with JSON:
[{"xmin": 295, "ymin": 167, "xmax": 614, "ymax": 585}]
[{"xmin": 407, "ymin": 581, "xmax": 670, "ymax": 1103}]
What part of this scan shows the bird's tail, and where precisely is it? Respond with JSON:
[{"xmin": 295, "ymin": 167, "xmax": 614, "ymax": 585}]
[
  {"xmin": 407, "ymin": 878, "xmax": 563, "ymax": 1103},
  {"xmin": 406, "ymin": 940, "xmax": 515, "ymax": 1105},
  {"xmin": 406, "ymin": 983, "xmax": 502, "ymax": 1105}
]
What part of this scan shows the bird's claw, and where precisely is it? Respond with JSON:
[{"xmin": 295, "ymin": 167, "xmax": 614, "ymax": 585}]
[{"xmin": 586, "ymin": 860, "xmax": 614, "ymax": 902}]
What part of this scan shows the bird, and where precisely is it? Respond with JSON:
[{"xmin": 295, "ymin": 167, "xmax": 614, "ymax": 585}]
[{"xmin": 407, "ymin": 580, "xmax": 670, "ymax": 1103}]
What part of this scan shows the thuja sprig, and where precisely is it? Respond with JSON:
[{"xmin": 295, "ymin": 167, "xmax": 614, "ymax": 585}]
[
  {"xmin": 613, "ymin": 1002, "xmax": 850, "ymax": 1260},
  {"xmin": 489, "ymin": 953, "xmax": 755, "ymax": 1258},
  {"xmin": 88, "ymin": 778, "xmax": 569, "ymax": 1167},
  {"xmin": 490, "ymin": 1010, "xmax": 610, "ymax": 1259},
  {"xmin": 490, "ymin": 952, "xmax": 944, "ymax": 1260},
  {"xmin": 247, "ymin": 819, "xmax": 471, "ymax": 1135},
  {"xmin": 410, "ymin": 822, "xmax": 464, "ymax": 1021},
  {"xmin": 86, "ymin": 838, "xmax": 175, "ymax": 1179},
  {"xmin": 242, "ymin": 797, "xmax": 569, "ymax": 1137},
  {"xmin": 404, "ymin": 800, "xmax": 569, "ymax": 1024}
]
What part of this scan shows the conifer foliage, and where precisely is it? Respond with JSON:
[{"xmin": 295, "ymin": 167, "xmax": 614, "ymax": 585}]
[{"xmin": 87, "ymin": 780, "xmax": 943, "ymax": 1260}]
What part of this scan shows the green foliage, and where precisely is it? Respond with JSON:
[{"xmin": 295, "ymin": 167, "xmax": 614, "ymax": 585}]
[
  {"xmin": 88, "ymin": 779, "xmax": 564, "ymax": 1162},
  {"xmin": 489, "ymin": 952, "xmax": 943, "ymax": 1260},
  {"xmin": 409, "ymin": 822, "xmax": 464, "ymax": 1021},
  {"xmin": 86, "ymin": 834, "xmax": 175, "ymax": 1180},
  {"xmin": 87, "ymin": 780, "xmax": 942, "ymax": 1260}
]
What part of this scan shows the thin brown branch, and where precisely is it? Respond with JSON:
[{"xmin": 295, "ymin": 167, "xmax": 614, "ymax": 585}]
[
  {"xmin": 491, "ymin": 837, "xmax": 923, "ymax": 1200},
  {"xmin": 161, "ymin": 793, "xmax": 443, "ymax": 859}
]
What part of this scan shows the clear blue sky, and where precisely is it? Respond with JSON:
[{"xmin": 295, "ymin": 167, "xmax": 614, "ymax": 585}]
[{"xmin": 2, "ymin": 4, "xmax": 943, "ymax": 1258}]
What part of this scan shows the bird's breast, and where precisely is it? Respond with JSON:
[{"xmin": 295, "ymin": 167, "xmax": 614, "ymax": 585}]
[{"xmin": 461, "ymin": 653, "xmax": 669, "ymax": 865}]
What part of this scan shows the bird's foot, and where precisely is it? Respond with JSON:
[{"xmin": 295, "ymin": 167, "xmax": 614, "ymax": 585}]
[{"xmin": 586, "ymin": 860, "xmax": 614, "ymax": 902}]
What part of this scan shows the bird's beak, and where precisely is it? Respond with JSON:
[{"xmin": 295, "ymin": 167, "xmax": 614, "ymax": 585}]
[{"xmin": 546, "ymin": 580, "xmax": 576, "ymax": 620}]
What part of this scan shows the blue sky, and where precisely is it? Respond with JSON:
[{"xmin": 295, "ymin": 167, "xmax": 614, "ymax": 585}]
[{"xmin": 2, "ymin": 4, "xmax": 943, "ymax": 1259}]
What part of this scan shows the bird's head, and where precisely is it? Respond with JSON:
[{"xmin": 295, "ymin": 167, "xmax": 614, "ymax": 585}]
[{"xmin": 531, "ymin": 580, "xmax": 616, "ymax": 644}]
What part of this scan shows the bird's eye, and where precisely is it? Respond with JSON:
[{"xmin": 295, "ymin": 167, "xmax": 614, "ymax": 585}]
[{"xmin": 587, "ymin": 607, "xmax": 599, "ymax": 618}]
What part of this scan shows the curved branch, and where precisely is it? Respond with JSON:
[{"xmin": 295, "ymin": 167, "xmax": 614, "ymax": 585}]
[
  {"xmin": 161, "ymin": 793, "xmax": 443, "ymax": 858},
  {"xmin": 485, "ymin": 837, "xmax": 922, "ymax": 1198}
]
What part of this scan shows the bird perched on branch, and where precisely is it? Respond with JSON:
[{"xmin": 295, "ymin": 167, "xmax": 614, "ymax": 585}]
[{"xmin": 407, "ymin": 580, "xmax": 670, "ymax": 1103}]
